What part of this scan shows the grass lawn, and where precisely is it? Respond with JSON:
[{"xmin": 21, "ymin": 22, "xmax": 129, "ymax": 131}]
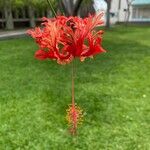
[{"xmin": 0, "ymin": 26, "xmax": 150, "ymax": 150}]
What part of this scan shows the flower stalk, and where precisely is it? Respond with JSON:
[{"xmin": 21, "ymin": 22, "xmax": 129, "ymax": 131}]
[
  {"xmin": 66, "ymin": 61, "xmax": 83, "ymax": 135},
  {"xmin": 46, "ymin": 0, "xmax": 57, "ymax": 17},
  {"xmin": 72, "ymin": 61, "xmax": 75, "ymax": 106}
]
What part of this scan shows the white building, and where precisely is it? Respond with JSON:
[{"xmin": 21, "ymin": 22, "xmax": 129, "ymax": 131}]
[
  {"xmin": 110, "ymin": 0, "xmax": 132, "ymax": 23},
  {"xmin": 94, "ymin": 0, "xmax": 150, "ymax": 23},
  {"xmin": 132, "ymin": 0, "xmax": 150, "ymax": 22}
]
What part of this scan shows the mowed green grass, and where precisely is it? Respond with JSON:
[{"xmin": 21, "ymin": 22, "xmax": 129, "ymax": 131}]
[{"xmin": 0, "ymin": 26, "xmax": 150, "ymax": 150}]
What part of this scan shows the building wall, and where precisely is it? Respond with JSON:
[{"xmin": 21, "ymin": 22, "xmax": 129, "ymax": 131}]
[
  {"xmin": 110, "ymin": 0, "xmax": 133, "ymax": 23},
  {"xmin": 110, "ymin": 0, "xmax": 150, "ymax": 23}
]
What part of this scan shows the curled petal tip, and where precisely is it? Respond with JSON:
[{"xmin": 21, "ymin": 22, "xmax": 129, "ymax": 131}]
[{"xmin": 35, "ymin": 50, "xmax": 48, "ymax": 60}]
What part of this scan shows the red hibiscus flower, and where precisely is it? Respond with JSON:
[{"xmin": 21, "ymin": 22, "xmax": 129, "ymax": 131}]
[{"xmin": 27, "ymin": 13, "xmax": 106, "ymax": 65}]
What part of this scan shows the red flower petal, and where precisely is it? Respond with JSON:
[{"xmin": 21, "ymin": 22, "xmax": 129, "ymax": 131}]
[
  {"xmin": 28, "ymin": 13, "xmax": 106, "ymax": 64},
  {"xmin": 35, "ymin": 50, "xmax": 48, "ymax": 60}
]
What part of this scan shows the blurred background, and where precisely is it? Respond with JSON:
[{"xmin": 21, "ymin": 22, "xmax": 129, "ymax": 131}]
[{"xmin": 0, "ymin": 0, "xmax": 150, "ymax": 30}]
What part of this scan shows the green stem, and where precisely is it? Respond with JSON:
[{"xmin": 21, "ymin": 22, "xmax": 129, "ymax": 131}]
[{"xmin": 46, "ymin": 0, "xmax": 57, "ymax": 17}]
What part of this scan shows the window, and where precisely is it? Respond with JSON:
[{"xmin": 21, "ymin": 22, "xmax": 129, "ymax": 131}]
[{"xmin": 132, "ymin": 6, "xmax": 150, "ymax": 19}]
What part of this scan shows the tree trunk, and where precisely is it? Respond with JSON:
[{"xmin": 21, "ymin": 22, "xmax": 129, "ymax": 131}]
[
  {"xmin": 59, "ymin": 0, "xmax": 70, "ymax": 16},
  {"xmin": 1, "ymin": 10, "xmax": 5, "ymax": 28},
  {"xmin": 125, "ymin": 6, "xmax": 130, "ymax": 25},
  {"xmin": 106, "ymin": 0, "xmax": 111, "ymax": 28},
  {"xmin": 79, "ymin": 1, "xmax": 95, "ymax": 18},
  {"xmin": 28, "ymin": 5, "xmax": 35, "ymax": 28},
  {"xmin": 41, "ymin": 10, "xmax": 45, "ymax": 17},
  {"xmin": 73, "ymin": 0, "xmax": 84, "ymax": 16},
  {"xmin": 63, "ymin": 0, "xmax": 73, "ymax": 16},
  {"xmin": 22, "ymin": 8, "xmax": 26, "ymax": 19},
  {"xmin": 4, "ymin": 4, "xmax": 14, "ymax": 30},
  {"xmin": 47, "ymin": 9, "xmax": 52, "ymax": 18},
  {"xmin": 59, "ymin": 0, "xmax": 83, "ymax": 16},
  {"xmin": 14, "ymin": 10, "xmax": 19, "ymax": 19},
  {"xmin": 125, "ymin": 0, "xmax": 135, "ymax": 25},
  {"xmin": 117, "ymin": 0, "xmax": 121, "ymax": 22}
]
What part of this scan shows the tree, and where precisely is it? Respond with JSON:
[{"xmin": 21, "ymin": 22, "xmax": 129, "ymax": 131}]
[
  {"xmin": 0, "ymin": 0, "xmax": 94, "ymax": 29},
  {"xmin": 79, "ymin": 0, "xmax": 95, "ymax": 18},
  {"xmin": 0, "ymin": 0, "xmax": 14, "ymax": 29},
  {"xmin": 58, "ymin": 0, "xmax": 82, "ymax": 16},
  {"xmin": 13, "ymin": 0, "xmax": 54, "ymax": 27},
  {"xmin": 105, "ymin": 0, "xmax": 112, "ymax": 28},
  {"xmin": 125, "ymin": 0, "xmax": 135, "ymax": 25},
  {"xmin": 17, "ymin": 0, "xmax": 54, "ymax": 27}
]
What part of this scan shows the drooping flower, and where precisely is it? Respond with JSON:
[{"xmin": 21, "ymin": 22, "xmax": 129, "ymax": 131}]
[
  {"xmin": 27, "ymin": 13, "xmax": 106, "ymax": 135},
  {"xmin": 27, "ymin": 13, "xmax": 106, "ymax": 65}
]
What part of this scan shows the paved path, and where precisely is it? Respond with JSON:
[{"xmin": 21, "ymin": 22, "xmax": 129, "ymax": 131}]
[{"xmin": 0, "ymin": 29, "xmax": 27, "ymax": 40}]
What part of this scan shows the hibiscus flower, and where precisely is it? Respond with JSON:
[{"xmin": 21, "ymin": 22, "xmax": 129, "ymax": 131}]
[
  {"xmin": 27, "ymin": 13, "xmax": 106, "ymax": 65},
  {"xmin": 27, "ymin": 13, "xmax": 106, "ymax": 135}
]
